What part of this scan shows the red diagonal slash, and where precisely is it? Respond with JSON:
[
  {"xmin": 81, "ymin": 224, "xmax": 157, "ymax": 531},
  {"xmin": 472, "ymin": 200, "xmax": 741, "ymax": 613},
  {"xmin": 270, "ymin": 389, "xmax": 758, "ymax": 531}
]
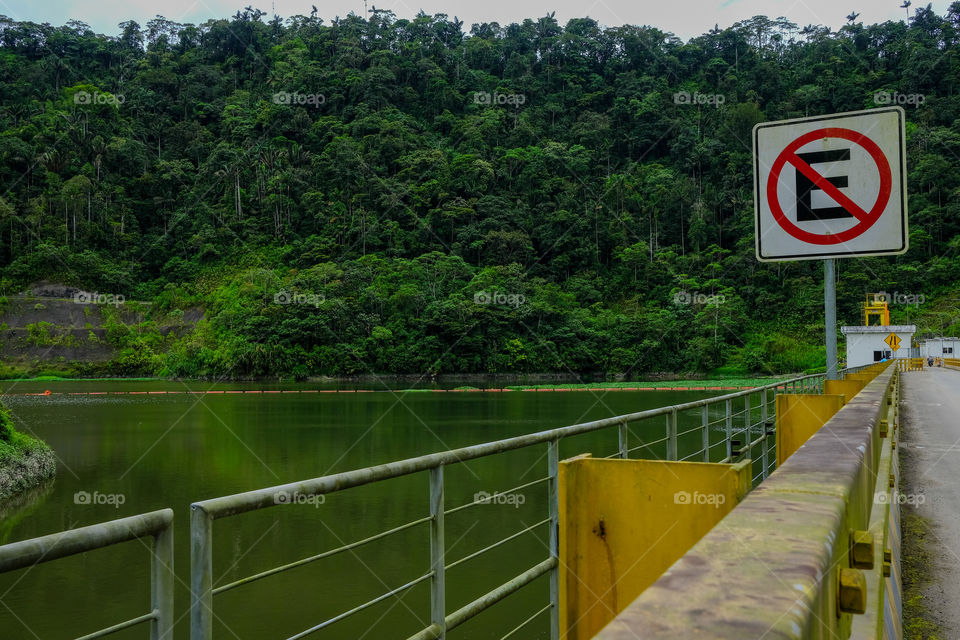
[
  {"xmin": 766, "ymin": 127, "xmax": 892, "ymax": 245},
  {"xmin": 785, "ymin": 153, "xmax": 870, "ymax": 223}
]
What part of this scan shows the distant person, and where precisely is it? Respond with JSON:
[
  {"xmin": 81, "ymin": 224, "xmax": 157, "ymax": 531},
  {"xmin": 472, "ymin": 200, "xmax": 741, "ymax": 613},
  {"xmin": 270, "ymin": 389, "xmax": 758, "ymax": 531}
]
[{"xmin": 928, "ymin": 356, "xmax": 934, "ymax": 367}]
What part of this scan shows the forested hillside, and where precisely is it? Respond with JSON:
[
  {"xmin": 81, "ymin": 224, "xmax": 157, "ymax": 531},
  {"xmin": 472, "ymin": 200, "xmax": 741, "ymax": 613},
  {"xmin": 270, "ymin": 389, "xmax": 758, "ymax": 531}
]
[{"xmin": 0, "ymin": 7, "xmax": 958, "ymax": 378}]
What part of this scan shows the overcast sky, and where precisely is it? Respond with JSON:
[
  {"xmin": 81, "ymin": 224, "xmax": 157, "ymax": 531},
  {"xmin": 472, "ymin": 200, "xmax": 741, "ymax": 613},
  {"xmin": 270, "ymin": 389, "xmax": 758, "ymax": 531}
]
[{"xmin": 0, "ymin": 0, "xmax": 954, "ymax": 40}]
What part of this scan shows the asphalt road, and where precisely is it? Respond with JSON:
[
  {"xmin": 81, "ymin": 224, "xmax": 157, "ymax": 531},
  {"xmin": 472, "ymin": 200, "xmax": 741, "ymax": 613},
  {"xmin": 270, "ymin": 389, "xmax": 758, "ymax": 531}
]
[{"xmin": 901, "ymin": 366, "xmax": 960, "ymax": 638}]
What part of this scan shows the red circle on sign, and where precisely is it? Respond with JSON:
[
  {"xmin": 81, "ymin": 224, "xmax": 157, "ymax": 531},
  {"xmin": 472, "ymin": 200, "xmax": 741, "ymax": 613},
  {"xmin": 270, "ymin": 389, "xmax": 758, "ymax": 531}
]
[{"xmin": 767, "ymin": 127, "xmax": 892, "ymax": 245}]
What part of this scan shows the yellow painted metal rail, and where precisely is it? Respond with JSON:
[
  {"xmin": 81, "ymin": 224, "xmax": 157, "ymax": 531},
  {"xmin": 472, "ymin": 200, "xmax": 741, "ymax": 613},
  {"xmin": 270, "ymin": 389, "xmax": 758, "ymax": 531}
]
[
  {"xmin": 898, "ymin": 358, "xmax": 923, "ymax": 372},
  {"xmin": 558, "ymin": 457, "xmax": 752, "ymax": 639}
]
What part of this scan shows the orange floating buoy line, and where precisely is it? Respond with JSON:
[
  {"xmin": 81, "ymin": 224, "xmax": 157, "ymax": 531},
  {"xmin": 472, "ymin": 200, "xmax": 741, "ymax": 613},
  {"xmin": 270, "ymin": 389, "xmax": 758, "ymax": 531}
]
[{"xmin": 43, "ymin": 390, "xmax": 51, "ymax": 396}]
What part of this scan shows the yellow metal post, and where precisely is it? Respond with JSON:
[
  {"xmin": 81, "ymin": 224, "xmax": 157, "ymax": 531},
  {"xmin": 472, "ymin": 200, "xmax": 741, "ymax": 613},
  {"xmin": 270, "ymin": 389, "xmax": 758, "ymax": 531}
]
[
  {"xmin": 776, "ymin": 394, "xmax": 846, "ymax": 465},
  {"xmin": 825, "ymin": 379, "xmax": 866, "ymax": 404},
  {"xmin": 558, "ymin": 456, "xmax": 750, "ymax": 640}
]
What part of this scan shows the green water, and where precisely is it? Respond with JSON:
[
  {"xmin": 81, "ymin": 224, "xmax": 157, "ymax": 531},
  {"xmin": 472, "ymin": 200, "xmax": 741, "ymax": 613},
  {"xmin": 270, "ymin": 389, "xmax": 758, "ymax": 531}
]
[{"xmin": 0, "ymin": 380, "xmax": 731, "ymax": 639}]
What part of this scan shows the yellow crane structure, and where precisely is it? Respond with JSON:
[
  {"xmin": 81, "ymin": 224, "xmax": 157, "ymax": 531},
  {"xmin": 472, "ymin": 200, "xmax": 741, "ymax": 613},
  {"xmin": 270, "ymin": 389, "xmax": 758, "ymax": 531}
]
[{"xmin": 863, "ymin": 293, "xmax": 891, "ymax": 326}]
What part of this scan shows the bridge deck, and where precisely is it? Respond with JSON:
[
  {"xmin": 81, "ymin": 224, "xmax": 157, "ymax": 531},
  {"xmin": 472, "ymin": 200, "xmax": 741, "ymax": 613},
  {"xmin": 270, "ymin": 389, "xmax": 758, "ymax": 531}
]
[{"xmin": 902, "ymin": 366, "xmax": 960, "ymax": 637}]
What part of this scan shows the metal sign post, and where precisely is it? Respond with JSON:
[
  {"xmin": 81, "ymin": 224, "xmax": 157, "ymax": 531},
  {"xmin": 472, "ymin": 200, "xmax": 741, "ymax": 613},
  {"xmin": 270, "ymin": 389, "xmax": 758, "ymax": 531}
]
[{"xmin": 825, "ymin": 259, "xmax": 838, "ymax": 380}]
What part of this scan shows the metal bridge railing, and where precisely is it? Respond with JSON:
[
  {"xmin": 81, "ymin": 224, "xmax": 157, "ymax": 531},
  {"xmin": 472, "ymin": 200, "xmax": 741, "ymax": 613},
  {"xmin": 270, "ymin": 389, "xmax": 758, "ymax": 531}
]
[
  {"xmin": 0, "ymin": 509, "xmax": 174, "ymax": 640},
  {"xmin": 189, "ymin": 371, "xmax": 842, "ymax": 640}
]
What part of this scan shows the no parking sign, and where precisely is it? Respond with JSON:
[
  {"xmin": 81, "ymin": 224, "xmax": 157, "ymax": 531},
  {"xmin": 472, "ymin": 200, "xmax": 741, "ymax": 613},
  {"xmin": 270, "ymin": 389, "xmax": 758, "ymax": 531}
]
[{"xmin": 754, "ymin": 108, "xmax": 908, "ymax": 261}]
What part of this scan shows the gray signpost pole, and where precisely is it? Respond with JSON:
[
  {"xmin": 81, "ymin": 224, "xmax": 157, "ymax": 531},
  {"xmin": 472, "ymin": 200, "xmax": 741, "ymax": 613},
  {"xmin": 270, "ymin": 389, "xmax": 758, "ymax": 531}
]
[{"xmin": 825, "ymin": 259, "xmax": 838, "ymax": 380}]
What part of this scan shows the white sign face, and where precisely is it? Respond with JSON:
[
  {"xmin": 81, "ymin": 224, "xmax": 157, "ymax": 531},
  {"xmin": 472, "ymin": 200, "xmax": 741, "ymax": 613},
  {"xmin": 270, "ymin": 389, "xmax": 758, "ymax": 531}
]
[{"xmin": 754, "ymin": 108, "xmax": 908, "ymax": 262}]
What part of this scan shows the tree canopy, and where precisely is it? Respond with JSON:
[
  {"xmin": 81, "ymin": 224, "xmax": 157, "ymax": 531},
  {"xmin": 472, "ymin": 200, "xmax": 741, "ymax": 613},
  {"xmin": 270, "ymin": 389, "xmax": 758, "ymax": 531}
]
[{"xmin": 1, "ymin": 6, "xmax": 959, "ymax": 378}]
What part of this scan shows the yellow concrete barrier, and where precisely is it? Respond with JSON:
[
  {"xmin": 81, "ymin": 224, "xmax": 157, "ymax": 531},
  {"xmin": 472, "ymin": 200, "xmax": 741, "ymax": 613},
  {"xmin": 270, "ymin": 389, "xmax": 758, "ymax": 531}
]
[
  {"xmin": 558, "ymin": 455, "xmax": 751, "ymax": 640},
  {"xmin": 825, "ymin": 378, "xmax": 866, "ymax": 403},
  {"xmin": 594, "ymin": 367, "xmax": 900, "ymax": 640},
  {"xmin": 776, "ymin": 394, "xmax": 846, "ymax": 465}
]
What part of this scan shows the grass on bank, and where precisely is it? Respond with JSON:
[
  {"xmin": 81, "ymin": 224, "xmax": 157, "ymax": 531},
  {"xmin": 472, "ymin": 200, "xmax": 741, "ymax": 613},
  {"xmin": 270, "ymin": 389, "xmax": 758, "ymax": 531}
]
[
  {"xmin": 0, "ymin": 405, "xmax": 49, "ymax": 466},
  {"xmin": 0, "ymin": 403, "xmax": 56, "ymax": 499}
]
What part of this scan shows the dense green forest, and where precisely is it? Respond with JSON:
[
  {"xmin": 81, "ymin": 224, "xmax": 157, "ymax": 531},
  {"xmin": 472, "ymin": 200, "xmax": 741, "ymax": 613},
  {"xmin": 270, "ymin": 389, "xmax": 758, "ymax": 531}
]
[{"xmin": 0, "ymin": 6, "xmax": 959, "ymax": 378}]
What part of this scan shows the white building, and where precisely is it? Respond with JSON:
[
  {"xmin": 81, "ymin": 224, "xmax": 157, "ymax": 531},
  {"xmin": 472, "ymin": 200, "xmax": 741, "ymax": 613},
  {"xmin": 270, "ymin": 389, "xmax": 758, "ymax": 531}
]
[
  {"xmin": 919, "ymin": 337, "xmax": 960, "ymax": 359},
  {"xmin": 841, "ymin": 325, "xmax": 917, "ymax": 368}
]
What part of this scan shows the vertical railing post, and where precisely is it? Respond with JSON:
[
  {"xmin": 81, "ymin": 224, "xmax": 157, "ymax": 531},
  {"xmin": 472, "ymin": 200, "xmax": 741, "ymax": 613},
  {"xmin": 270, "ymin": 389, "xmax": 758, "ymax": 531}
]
[
  {"xmin": 152, "ymin": 513, "xmax": 174, "ymax": 640},
  {"xmin": 760, "ymin": 389, "xmax": 770, "ymax": 480},
  {"xmin": 548, "ymin": 439, "xmax": 560, "ymax": 640},
  {"xmin": 618, "ymin": 422, "xmax": 629, "ymax": 459},
  {"xmin": 430, "ymin": 466, "xmax": 446, "ymax": 639},
  {"xmin": 701, "ymin": 404, "xmax": 710, "ymax": 462},
  {"xmin": 666, "ymin": 410, "xmax": 678, "ymax": 460},
  {"xmin": 724, "ymin": 399, "xmax": 733, "ymax": 460},
  {"xmin": 190, "ymin": 504, "xmax": 213, "ymax": 640},
  {"xmin": 744, "ymin": 394, "xmax": 752, "ymax": 468}
]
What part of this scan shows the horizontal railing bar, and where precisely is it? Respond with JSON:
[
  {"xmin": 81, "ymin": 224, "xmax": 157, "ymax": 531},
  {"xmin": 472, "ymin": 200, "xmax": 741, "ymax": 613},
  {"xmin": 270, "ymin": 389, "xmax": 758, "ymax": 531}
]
[
  {"xmin": 626, "ymin": 437, "xmax": 669, "ymax": 453},
  {"xmin": 193, "ymin": 376, "xmax": 826, "ymax": 519},
  {"xmin": 407, "ymin": 558, "xmax": 557, "ymax": 640},
  {"xmin": 213, "ymin": 515, "xmax": 433, "ymax": 596},
  {"xmin": 446, "ymin": 518, "xmax": 550, "ymax": 571},
  {"xmin": 73, "ymin": 610, "xmax": 157, "ymax": 640},
  {"xmin": 445, "ymin": 557, "xmax": 556, "ymax": 632},
  {"xmin": 0, "ymin": 509, "xmax": 173, "ymax": 573},
  {"xmin": 287, "ymin": 572, "xmax": 433, "ymax": 640},
  {"xmin": 444, "ymin": 477, "xmax": 550, "ymax": 517},
  {"xmin": 500, "ymin": 602, "xmax": 553, "ymax": 640},
  {"xmin": 679, "ymin": 449, "xmax": 706, "ymax": 461}
]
